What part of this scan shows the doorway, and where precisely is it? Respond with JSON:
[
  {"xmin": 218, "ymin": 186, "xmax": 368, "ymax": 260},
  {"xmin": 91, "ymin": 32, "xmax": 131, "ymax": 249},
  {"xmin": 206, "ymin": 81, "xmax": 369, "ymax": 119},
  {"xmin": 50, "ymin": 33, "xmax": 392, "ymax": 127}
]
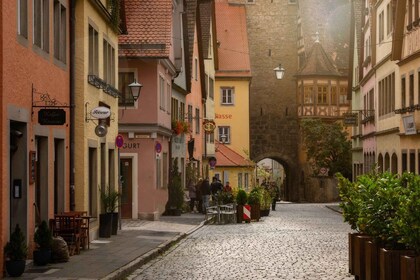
[
  {"xmin": 10, "ymin": 121, "xmax": 28, "ymax": 236},
  {"xmin": 120, "ymin": 158, "xmax": 133, "ymax": 218}
]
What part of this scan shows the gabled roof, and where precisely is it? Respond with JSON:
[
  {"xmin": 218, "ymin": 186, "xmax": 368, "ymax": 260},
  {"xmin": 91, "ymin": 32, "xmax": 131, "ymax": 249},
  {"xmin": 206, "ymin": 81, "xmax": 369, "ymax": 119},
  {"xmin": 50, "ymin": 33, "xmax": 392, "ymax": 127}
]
[
  {"xmin": 119, "ymin": 0, "xmax": 172, "ymax": 58},
  {"xmin": 199, "ymin": 0, "xmax": 212, "ymax": 59},
  {"xmin": 183, "ymin": 0, "xmax": 198, "ymax": 92},
  {"xmin": 215, "ymin": 0, "xmax": 251, "ymax": 78},
  {"xmin": 296, "ymin": 41, "xmax": 341, "ymax": 77},
  {"xmin": 215, "ymin": 141, "xmax": 254, "ymax": 167}
]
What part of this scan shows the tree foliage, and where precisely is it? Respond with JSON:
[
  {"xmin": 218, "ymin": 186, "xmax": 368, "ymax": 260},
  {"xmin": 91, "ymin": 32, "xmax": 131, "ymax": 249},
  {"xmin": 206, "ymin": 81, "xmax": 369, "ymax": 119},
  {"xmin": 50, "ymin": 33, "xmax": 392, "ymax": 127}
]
[{"xmin": 300, "ymin": 119, "xmax": 351, "ymax": 178}]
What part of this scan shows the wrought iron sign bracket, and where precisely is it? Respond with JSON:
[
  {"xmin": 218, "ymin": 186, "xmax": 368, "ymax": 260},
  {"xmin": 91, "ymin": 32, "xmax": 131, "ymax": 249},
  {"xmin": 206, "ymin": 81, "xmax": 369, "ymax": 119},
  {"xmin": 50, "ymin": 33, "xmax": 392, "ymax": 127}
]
[{"xmin": 31, "ymin": 84, "xmax": 72, "ymax": 120}]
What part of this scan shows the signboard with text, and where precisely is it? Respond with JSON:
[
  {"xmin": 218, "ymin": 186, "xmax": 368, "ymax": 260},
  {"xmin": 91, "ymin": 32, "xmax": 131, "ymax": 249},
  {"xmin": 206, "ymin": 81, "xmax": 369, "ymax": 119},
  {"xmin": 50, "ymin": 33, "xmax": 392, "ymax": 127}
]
[{"xmin": 38, "ymin": 109, "xmax": 66, "ymax": 125}]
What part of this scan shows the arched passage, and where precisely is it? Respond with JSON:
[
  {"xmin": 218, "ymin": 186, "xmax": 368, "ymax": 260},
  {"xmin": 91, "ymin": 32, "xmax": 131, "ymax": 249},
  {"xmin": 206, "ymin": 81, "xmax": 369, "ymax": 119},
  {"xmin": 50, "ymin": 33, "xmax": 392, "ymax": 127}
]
[{"xmin": 253, "ymin": 152, "xmax": 300, "ymax": 202}]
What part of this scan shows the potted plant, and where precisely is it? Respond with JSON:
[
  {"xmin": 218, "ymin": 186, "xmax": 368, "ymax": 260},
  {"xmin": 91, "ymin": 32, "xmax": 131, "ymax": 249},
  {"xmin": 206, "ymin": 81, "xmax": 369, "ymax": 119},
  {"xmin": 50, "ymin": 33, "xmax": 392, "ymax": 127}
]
[
  {"xmin": 394, "ymin": 173, "xmax": 420, "ymax": 279},
  {"xmin": 235, "ymin": 189, "xmax": 248, "ymax": 223},
  {"xmin": 260, "ymin": 188, "xmax": 272, "ymax": 217},
  {"xmin": 164, "ymin": 159, "xmax": 184, "ymax": 216},
  {"xmin": 100, "ymin": 186, "xmax": 120, "ymax": 237},
  {"xmin": 33, "ymin": 220, "xmax": 52, "ymax": 266},
  {"xmin": 4, "ymin": 224, "xmax": 27, "ymax": 277},
  {"xmin": 248, "ymin": 187, "xmax": 262, "ymax": 222}
]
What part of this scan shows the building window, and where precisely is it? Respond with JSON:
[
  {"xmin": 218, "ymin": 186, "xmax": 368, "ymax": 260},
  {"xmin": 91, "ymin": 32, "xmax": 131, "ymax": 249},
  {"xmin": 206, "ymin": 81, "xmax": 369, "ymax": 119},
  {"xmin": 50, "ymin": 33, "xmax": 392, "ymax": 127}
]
[
  {"xmin": 244, "ymin": 173, "xmax": 249, "ymax": 189},
  {"xmin": 195, "ymin": 108, "xmax": 200, "ymax": 134},
  {"xmin": 54, "ymin": 0, "xmax": 66, "ymax": 63},
  {"xmin": 402, "ymin": 76, "xmax": 406, "ymax": 108},
  {"xmin": 167, "ymin": 83, "xmax": 171, "ymax": 113},
  {"xmin": 221, "ymin": 88, "xmax": 234, "ymax": 105},
  {"xmin": 159, "ymin": 76, "xmax": 165, "ymax": 110},
  {"xmin": 339, "ymin": 87, "xmax": 348, "ymax": 104},
  {"xmin": 18, "ymin": 0, "xmax": 28, "ymax": 38},
  {"xmin": 34, "ymin": 0, "xmax": 49, "ymax": 52},
  {"xmin": 218, "ymin": 126, "xmax": 230, "ymax": 143},
  {"xmin": 118, "ymin": 72, "xmax": 135, "ymax": 106},
  {"xmin": 410, "ymin": 74, "xmax": 415, "ymax": 106},
  {"xmin": 188, "ymin": 105, "xmax": 193, "ymax": 130},
  {"xmin": 194, "ymin": 57, "xmax": 198, "ymax": 80},
  {"xmin": 317, "ymin": 86, "xmax": 328, "ymax": 104},
  {"xmin": 331, "ymin": 86, "xmax": 337, "ymax": 104},
  {"xmin": 88, "ymin": 25, "xmax": 99, "ymax": 75},
  {"xmin": 386, "ymin": 3, "xmax": 393, "ymax": 35},
  {"xmin": 304, "ymin": 86, "xmax": 313, "ymax": 104},
  {"xmin": 238, "ymin": 173, "xmax": 243, "ymax": 188},
  {"xmin": 103, "ymin": 39, "xmax": 115, "ymax": 86},
  {"xmin": 378, "ymin": 72, "xmax": 395, "ymax": 116},
  {"xmin": 180, "ymin": 102, "xmax": 185, "ymax": 121},
  {"xmin": 209, "ymin": 77, "xmax": 214, "ymax": 100},
  {"xmin": 379, "ymin": 10, "xmax": 384, "ymax": 42},
  {"xmin": 171, "ymin": 98, "xmax": 179, "ymax": 121}
]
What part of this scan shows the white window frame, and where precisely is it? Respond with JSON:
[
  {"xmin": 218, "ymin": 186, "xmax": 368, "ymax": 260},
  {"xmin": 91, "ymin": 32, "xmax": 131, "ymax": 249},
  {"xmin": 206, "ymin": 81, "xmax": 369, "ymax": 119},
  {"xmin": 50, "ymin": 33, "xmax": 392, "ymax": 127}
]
[
  {"xmin": 221, "ymin": 87, "xmax": 234, "ymax": 105},
  {"xmin": 218, "ymin": 126, "xmax": 231, "ymax": 144}
]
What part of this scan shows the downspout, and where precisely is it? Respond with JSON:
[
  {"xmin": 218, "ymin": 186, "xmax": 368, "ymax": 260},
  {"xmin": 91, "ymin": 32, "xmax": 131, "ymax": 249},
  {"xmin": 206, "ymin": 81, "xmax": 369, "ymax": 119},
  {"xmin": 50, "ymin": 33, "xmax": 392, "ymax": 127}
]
[{"xmin": 69, "ymin": 0, "xmax": 76, "ymax": 211}]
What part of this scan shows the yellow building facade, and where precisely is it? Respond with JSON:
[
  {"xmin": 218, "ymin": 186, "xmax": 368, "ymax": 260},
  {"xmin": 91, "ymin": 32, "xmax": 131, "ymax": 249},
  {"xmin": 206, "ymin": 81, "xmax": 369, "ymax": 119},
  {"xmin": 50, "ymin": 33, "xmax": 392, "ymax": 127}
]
[{"xmin": 74, "ymin": 0, "xmax": 120, "ymax": 239}]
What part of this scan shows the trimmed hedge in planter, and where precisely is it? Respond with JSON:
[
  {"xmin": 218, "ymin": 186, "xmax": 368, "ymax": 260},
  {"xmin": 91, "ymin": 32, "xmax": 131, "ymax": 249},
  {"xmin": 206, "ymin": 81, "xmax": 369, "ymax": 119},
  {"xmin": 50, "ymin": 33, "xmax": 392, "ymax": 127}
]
[{"xmin": 337, "ymin": 171, "xmax": 420, "ymax": 280}]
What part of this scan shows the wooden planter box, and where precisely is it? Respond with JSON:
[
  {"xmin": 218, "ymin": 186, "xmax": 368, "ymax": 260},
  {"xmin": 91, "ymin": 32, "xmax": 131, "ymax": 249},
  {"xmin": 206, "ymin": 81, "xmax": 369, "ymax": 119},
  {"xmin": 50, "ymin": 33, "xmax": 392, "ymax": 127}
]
[
  {"xmin": 379, "ymin": 248, "xmax": 414, "ymax": 280},
  {"xmin": 354, "ymin": 235, "xmax": 372, "ymax": 279},
  {"xmin": 250, "ymin": 204, "xmax": 260, "ymax": 221},
  {"xmin": 400, "ymin": 255, "xmax": 420, "ymax": 280},
  {"xmin": 365, "ymin": 239, "xmax": 380, "ymax": 280}
]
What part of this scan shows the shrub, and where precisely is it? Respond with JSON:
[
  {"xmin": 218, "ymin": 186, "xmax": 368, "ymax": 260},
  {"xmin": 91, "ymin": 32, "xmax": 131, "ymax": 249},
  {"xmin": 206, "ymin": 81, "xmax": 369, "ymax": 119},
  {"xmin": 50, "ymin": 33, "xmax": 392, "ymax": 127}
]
[
  {"xmin": 4, "ymin": 224, "xmax": 27, "ymax": 261},
  {"xmin": 248, "ymin": 187, "xmax": 262, "ymax": 205},
  {"xmin": 260, "ymin": 188, "xmax": 272, "ymax": 210},
  {"xmin": 394, "ymin": 172, "xmax": 420, "ymax": 253},
  {"xmin": 336, "ymin": 173, "xmax": 361, "ymax": 231},
  {"xmin": 34, "ymin": 220, "xmax": 52, "ymax": 250},
  {"xmin": 236, "ymin": 189, "xmax": 248, "ymax": 205}
]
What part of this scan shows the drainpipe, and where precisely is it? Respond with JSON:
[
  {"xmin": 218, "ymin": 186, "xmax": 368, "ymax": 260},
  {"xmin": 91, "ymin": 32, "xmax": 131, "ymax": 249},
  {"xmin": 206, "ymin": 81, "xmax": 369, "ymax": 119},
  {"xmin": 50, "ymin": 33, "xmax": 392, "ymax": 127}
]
[{"xmin": 69, "ymin": 0, "xmax": 76, "ymax": 211}]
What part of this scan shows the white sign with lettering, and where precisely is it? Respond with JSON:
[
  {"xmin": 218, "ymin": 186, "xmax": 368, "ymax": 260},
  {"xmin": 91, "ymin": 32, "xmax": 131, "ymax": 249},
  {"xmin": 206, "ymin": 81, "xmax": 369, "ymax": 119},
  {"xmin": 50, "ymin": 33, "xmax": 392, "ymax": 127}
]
[{"xmin": 91, "ymin": 106, "xmax": 111, "ymax": 119}]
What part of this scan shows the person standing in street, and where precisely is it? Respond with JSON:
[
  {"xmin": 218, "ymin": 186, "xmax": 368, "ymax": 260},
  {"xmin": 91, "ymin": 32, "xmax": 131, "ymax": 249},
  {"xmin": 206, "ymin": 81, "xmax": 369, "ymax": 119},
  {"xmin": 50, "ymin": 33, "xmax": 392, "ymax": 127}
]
[
  {"xmin": 201, "ymin": 178, "xmax": 211, "ymax": 213},
  {"xmin": 188, "ymin": 180, "xmax": 197, "ymax": 212},
  {"xmin": 195, "ymin": 179, "xmax": 203, "ymax": 213}
]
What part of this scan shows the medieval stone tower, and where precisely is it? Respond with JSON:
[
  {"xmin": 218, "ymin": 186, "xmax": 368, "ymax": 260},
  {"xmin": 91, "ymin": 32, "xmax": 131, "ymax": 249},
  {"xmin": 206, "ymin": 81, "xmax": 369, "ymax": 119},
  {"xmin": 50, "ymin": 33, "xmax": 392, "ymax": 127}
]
[{"xmin": 234, "ymin": 0, "xmax": 350, "ymax": 201}]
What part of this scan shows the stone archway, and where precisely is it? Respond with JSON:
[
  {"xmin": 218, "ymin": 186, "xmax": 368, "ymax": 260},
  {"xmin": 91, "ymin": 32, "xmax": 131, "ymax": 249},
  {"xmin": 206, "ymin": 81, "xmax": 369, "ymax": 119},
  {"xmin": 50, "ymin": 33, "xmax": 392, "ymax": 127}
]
[{"xmin": 253, "ymin": 152, "xmax": 301, "ymax": 202}]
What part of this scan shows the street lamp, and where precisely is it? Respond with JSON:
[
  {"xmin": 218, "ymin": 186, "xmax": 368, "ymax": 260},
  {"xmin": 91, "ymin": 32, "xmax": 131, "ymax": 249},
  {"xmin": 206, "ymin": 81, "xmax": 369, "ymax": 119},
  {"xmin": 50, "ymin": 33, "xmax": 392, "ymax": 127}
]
[
  {"xmin": 128, "ymin": 79, "xmax": 143, "ymax": 101},
  {"xmin": 273, "ymin": 64, "xmax": 285, "ymax": 80},
  {"xmin": 220, "ymin": 134, "xmax": 227, "ymax": 144}
]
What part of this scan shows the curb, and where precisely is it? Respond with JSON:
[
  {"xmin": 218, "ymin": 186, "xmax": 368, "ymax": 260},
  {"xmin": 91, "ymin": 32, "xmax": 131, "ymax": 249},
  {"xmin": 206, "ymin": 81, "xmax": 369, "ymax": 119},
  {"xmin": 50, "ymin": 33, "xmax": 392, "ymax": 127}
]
[{"xmin": 102, "ymin": 219, "xmax": 207, "ymax": 280}]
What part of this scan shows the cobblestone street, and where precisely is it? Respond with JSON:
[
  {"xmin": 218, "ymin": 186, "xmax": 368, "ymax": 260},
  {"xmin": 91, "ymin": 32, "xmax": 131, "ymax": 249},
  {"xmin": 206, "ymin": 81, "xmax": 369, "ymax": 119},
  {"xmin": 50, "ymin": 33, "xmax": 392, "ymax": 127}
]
[{"xmin": 128, "ymin": 203, "xmax": 354, "ymax": 280}]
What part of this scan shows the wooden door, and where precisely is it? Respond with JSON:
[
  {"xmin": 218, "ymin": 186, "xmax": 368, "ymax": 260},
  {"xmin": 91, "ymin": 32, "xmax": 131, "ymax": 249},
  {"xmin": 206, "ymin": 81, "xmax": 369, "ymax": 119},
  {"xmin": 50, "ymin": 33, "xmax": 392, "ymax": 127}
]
[{"xmin": 120, "ymin": 158, "xmax": 133, "ymax": 219}]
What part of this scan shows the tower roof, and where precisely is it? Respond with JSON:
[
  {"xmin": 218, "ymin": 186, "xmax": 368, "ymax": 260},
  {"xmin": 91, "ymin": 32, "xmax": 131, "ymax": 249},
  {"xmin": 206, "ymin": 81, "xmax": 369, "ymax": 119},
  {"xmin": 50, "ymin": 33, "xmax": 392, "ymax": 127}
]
[{"xmin": 297, "ymin": 41, "xmax": 342, "ymax": 77}]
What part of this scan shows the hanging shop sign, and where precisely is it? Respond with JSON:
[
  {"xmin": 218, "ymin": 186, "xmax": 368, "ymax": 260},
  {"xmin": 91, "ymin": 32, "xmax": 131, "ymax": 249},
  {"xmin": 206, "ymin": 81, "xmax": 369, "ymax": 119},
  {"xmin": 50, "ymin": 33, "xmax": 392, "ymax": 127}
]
[
  {"xmin": 38, "ymin": 109, "xmax": 66, "ymax": 125},
  {"xmin": 203, "ymin": 120, "xmax": 216, "ymax": 133},
  {"xmin": 343, "ymin": 113, "xmax": 358, "ymax": 126},
  {"xmin": 90, "ymin": 106, "xmax": 111, "ymax": 119}
]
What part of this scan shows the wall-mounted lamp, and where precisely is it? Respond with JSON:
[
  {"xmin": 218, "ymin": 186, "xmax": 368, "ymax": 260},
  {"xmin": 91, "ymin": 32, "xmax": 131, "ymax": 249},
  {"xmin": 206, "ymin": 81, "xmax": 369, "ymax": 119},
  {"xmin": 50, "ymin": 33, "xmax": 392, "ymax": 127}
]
[
  {"xmin": 273, "ymin": 64, "xmax": 285, "ymax": 80},
  {"xmin": 128, "ymin": 79, "xmax": 143, "ymax": 102}
]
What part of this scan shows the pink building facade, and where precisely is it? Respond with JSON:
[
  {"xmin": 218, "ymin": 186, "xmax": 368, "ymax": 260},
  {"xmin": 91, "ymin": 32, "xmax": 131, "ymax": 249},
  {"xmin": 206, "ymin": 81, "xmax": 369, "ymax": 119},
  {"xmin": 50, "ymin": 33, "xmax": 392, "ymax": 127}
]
[{"xmin": 118, "ymin": 1, "xmax": 176, "ymax": 220}]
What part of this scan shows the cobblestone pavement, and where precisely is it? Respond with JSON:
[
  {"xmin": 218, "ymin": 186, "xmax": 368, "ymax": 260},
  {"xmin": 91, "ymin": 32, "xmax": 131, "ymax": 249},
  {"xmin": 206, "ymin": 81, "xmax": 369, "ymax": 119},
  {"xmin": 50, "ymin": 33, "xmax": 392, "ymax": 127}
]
[{"xmin": 128, "ymin": 203, "xmax": 354, "ymax": 280}]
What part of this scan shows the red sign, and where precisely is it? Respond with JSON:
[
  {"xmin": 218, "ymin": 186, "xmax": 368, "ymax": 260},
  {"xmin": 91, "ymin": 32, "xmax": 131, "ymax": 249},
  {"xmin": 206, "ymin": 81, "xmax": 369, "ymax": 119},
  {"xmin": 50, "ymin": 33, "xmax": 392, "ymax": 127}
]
[
  {"xmin": 243, "ymin": 205, "xmax": 251, "ymax": 221},
  {"xmin": 116, "ymin": 134, "xmax": 124, "ymax": 148},
  {"xmin": 155, "ymin": 141, "xmax": 162, "ymax": 153}
]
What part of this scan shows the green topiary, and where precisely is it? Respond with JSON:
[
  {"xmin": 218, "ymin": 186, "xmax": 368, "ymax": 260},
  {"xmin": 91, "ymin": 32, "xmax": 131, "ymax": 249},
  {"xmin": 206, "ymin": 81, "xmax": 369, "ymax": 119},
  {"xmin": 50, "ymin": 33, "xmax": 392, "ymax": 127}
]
[
  {"xmin": 4, "ymin": 224, "xmax": 27, "ymax": 261},
  {"xmin": 260, "ymin": 188, "xmax": 272, "ymax": 210},
  {"xmin": 236, "ymin": 189, "xmax": 248, "ymax": 205},
  {"xmin": 248, "ymin": 187, "xmax": 262, "ymax": 205},
  {"xmin": 34, "ymin": 220, "xmax": 52, "ymax": 250}
]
